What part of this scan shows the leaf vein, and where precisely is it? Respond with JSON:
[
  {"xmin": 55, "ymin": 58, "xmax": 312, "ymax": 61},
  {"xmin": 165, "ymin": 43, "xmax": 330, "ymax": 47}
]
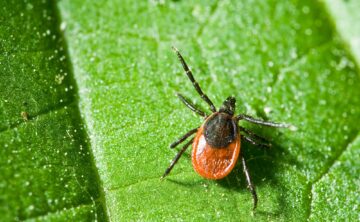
[
  {"xmin": 22, "ymin": 200, "xmax": 99, "ymax": 222},
  {"xmin": 305, "ymin": 132, "xmax": 360, "ymax": 221},
  {"xmin": 196, "ymin": 0, "xmax": 221, "ymax": 37},
  {"xmin": 106, "ymin": 170, "xmax": 194, "ymax": 192},
  {"xmin": 0, "ymin": 99, "xmax": 75, "ymax": 134},
  {"xmin": 266, "ymin": 39, "xmax": 334, "ymax": 105}
]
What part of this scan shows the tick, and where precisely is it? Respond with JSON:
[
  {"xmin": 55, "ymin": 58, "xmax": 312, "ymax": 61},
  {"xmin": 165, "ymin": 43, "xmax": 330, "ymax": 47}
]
[{"xmin": 162, "ymin": 47, "xmax": 290, "ymax": 210}]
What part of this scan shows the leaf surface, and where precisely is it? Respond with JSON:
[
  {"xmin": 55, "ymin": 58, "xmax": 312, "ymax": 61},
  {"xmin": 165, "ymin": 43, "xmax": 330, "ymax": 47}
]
[
  {"xmin": 1, "ymin": 0, "xmax": 359, "ymax": 221},
  {"xmin": 57, "ymin": 0, "xmax": 360, "ymax": 221},
  {"xmin": 0, "ymin": 1, "xmax": 105, "ymax": 221}
]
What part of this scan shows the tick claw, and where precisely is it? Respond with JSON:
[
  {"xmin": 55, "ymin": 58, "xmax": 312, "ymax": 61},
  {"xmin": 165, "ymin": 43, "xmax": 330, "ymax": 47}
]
[{"xmin": 171, "ymin": 46, "xmax": 179, "ymax": 52}]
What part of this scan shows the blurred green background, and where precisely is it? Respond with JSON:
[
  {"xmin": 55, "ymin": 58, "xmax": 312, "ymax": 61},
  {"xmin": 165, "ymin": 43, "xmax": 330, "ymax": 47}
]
[{"xmin": 1, "ymin": 0, "xmax": 359, "ymax": 221}]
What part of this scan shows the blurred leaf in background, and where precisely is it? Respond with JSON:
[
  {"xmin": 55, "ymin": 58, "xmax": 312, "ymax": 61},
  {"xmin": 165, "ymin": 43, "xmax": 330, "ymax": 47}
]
[{"xmin": 1, "ymin": 0, "xmax": 359, "ymax": 221}]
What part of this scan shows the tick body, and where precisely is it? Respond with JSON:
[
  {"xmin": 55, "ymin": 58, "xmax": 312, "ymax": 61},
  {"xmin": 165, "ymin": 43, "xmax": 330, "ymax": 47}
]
[
  {"xmin": 192, "ymin": 112, "xmax": 240, "ymax": 180},
  {"xmin": 162, "ymin": 47, "xmax": 289, "ymax": 211}
]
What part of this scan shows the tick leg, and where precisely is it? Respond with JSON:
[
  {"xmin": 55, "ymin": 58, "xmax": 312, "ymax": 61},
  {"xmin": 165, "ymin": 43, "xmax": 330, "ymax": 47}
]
[
  {"xmin": 162, "ymin": 138, "xmax": 194, "ymax": 179},
  {"xmin": 236, "ymin": 114, "xmax": 289, "ymax": 128},
  {"xmin": 172, "ymin": 47, "xmax": 216, "ymax": 113},
  {"xmin": 241, "ymin": 156, "xmax": 258, "ymax": 211},
  {"xmin": 242, "ymin": 134, "xmax": 271, "ymax": 148},
  {"xmin": 177, "ymin": 93, "xmax": 207, "ymax": 117},
  {"xmin": 239, "ymin": 126, "xmax": 271, "ymax": 148},
  {"xmin": 170, "ymin": 127, "xmax": 198, "ymax": 149}
]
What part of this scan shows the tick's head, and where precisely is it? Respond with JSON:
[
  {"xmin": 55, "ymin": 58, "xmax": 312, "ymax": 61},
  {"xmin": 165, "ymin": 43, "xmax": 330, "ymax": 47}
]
[{"xmin": 219, "ymin": 96, "xmax": 236, "ymax": 116}]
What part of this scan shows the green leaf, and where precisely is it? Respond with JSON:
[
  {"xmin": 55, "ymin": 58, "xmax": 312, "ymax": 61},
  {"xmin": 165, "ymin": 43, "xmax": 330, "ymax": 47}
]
[
  {"xmin": 2, "ymin": 0, "xmax": 360, "ymax": 221},
  {"xmin": 57, "ymin": 0, "xmax": 360, "ymax": 220},
  {"xmin": 0, "ymin": 1, "xmax": 105, "ymax": 221},
  {"xmin": 323, "ymin": 0, "xmax": 360, "ymax": 65}
]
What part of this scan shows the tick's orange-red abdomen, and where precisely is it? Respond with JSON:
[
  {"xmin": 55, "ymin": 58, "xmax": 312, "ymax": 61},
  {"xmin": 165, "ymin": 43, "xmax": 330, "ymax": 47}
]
[{"xmin": 191, "ymin": 126, "xmax": 241, "ymax": 180}]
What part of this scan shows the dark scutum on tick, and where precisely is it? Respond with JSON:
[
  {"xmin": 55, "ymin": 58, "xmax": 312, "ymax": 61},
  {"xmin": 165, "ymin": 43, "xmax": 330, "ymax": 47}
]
[
  {"xmin": 204, "ymin": 112, "xmax": 236, "ymax": 148},
  {"xmin": 162, "ymin": 47, "xmax": 290, "ymax": 211}
]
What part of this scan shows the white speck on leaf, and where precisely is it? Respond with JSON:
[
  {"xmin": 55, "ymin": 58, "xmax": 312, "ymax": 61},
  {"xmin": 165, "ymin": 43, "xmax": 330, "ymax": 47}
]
[{"xmin": 60, "ymin": 22, "xmax": 67, "ymax": 31}]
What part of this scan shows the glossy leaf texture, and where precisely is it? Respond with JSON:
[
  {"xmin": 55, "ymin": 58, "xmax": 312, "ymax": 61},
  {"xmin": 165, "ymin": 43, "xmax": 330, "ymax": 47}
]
[
  {"xmin": 0, "ymin": 1, "xmax": 106, "ymax": 221},
  {"xmin": 1, "ymin": 0, "xmax": 359, "ymax": 221}
]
